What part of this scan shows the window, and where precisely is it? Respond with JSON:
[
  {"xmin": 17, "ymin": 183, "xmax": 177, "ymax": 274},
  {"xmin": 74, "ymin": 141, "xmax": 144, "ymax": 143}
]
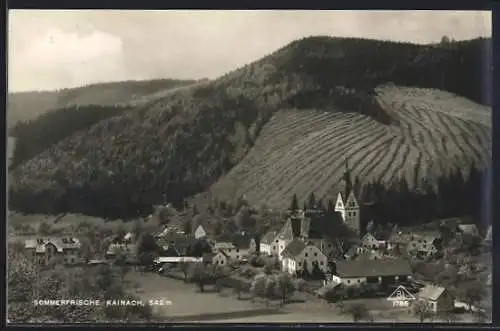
[
  {"xmin": 320, "ymin": 261, "xmax": 324, "ymax": 265},
  {"xmin": 221, "ymin": 260, "xmax": 224, "ymax": 264},
  {"xmin": 347, "ymin": 280, "xmax": 351, "ymax": 284},
  {"xmin": 236, "ymin": 249, "xmax": 239, "ymax": 253},
  {"xmin": 276, "ymin": 240, "xmax": 279, "ymax": 243},
  {"xmin": 357, "ymin": 279, "xmax": 361, "ymax": 283},
  {"xmin": 305, "ymin": 253, "xmax": 308, "ymax": 257},
  {"xmin": 272, "ymin": 245, "xmax": 276, "ymax": 250},
  {"xmin": 71, "ymin": 258, "xmax": 75, "ymax": 264},
  {"xmin": 228, "ymin": 248, "xmax": 232, "ymax": 252},
  {"xmin": 314, "ymin": 252, "xmax": 317, "ymax": 257},
  {"xmin": 298, "ymin": 262, "xmax": 302, "ymax": 266},
  {"xmin": 236, "ymin": 255, "xmax": 239, "ymax": 259}
]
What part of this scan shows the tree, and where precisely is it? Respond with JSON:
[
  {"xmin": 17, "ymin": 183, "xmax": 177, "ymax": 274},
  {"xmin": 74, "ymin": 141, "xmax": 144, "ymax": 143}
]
[
  {"xmin": 461, "ymin": 282, "xmax": 485, "ymax": 311},
  {"xmin": 137, "ymin": 233, "xmax": 159, "ymax": 256},
  {"xmin": 250, "ymin": 274, "xmax": 268, "ymax": 302},
  {"xmin": 233, "ymin": 281, "xmax": 243, "ymax": 300},
  {"xmin": 346, "ymin": 303, "xmax": 372, "ymax": 322},
  {"xmin": 307, "ymin": 192, "xmax": 316, "ymax": 210},
  {"xmin": 179, "ymin": 262, "xmax": 190, "ymax": 282},
  {"xmin": 133, "ymin": 219, "xmax": 143, "ymax": 239},
  {"xmin": 38, "ymin": 221, "xmax": 52, "ymax": 235},
  {"xmin": 290, "ymin": 194, "xmax": 299, "ymax": 212},
  {"xmin": 264, "ymin": 276, "xmax": 277, "ymax": 306},
  {"xmin": 182, "ymin": 220, "xmax": 192, "ymax": 235},
  {"xmin": 412, "ymin": 300, "xmax": 433, "ymax": 323},
  {"xmin": 275, "ymin": 273, "xmax": 295, "ymax": 305}
]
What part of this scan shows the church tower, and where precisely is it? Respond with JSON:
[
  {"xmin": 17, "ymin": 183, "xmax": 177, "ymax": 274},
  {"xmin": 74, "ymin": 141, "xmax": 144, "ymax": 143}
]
[{"xmin": 335, "ymin": 161, "xmax": 361, "ymax": 236}]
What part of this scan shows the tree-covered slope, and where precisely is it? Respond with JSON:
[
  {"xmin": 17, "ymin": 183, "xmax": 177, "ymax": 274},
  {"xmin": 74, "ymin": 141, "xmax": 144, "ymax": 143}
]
[
  {"xmin": 9, "ymin": 36, "xmax": 492, "ymax": 219},
  {"xmin": 7, "ymin": 79, "xmax": 198, "ymax": 128}
]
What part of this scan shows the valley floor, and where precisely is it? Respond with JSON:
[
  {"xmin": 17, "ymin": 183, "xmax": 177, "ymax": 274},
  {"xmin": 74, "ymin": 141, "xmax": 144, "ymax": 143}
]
[{"xmin": 126, "ymin": 270, "xmax": 479, "ymax": 324}]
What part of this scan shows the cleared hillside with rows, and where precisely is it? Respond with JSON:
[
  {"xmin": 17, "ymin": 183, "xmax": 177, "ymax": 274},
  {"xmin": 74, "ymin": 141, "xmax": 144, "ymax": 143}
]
[{"xmin": 210, "ymin": 86, "xmax": 491, "ymax": 208}]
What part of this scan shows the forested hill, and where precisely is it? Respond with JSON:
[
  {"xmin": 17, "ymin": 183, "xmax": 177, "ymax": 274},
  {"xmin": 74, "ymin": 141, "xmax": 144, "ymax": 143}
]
[
  {"xmin": 7, "ymin": 78, "xmax": 198, "ymax": 128},
  {"xmin": 9, "ymin": 36, "xmax": 492, "ymax": 220}
]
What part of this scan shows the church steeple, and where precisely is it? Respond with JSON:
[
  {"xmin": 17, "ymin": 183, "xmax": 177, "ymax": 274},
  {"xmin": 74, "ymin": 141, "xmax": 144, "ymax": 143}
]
[{"xmin": 343, "ymin": 161, "xmax": 353, "ymax": 199}]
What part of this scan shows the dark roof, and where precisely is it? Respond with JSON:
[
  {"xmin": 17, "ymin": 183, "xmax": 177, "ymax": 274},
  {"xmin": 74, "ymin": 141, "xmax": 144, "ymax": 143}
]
[
  {"xmin": 260, "ymin": 231, "xmax": 278, "ymax": 244},
  {"xmin": 232, "ymin": 234, "xmax": 252, "ymax": 249},
  {"xmin": 373, "ymin": 232, "xmax": 392, "ymax": 241},
  {"xmin": 336, "ymin": 258, "xmax": 411, "ymax": 278},
  {"xmin": 281, "ymin": 239, "xmax": 306, "ymax": 258},
  {"xmin": 157, "ymin": 233, "xmax": 196, "ymax": 249}
]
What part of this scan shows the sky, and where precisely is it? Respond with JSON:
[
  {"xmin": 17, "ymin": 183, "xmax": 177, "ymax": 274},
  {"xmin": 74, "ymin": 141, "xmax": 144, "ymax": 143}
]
[{"xmin": 8, "ymin": 10, "xmax": 492, "ymax": 92}]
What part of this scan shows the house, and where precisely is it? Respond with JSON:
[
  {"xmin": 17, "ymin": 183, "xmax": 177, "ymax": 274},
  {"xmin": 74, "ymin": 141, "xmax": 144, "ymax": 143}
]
[
  {"xmin": 213, "ymin": 250, "xmax": 230, "ymax": 266},
  {"xmin": 123, "ymin": 232, "xmax": 136, "ymax": 244},
  {"xmin": 231, "ymin": 234, "xmax": 253, "ymax": 259},
  {"xmin": 334, "ymin": 258, "xmax": 412, "ymax": 287},
  {"xmin": 407, "ymin": 233, "xmax": 442, "ymax": 258},
  {"xmin": 280, "ymin": 239, "xmax": 329, "ymax": 276},
  {"xmin": 360, "ymin": 232, "xmax": 390, "ymax": 250},
  {"xmin": 387, "ymin": 232, "xmax": 414, "ymax": 253},
  {"xmin": 259, "ymin": 231, "xmax": 279, "ymax": 256},
  {"xmin": 344, "ymin": 245, "xmax": 364, "ymax": 260},
  {"xmin": 194, "ymin": 225, "xmax": 207, "ymax": 239},
  {"xmin": 25, "ymin": 237, "xmax": 82, "ymax": 266},
  {"xmin": 417, "ymin": 285, "xmax": 454, "ymax": 313},
  {"xmin": 156, "ymin": 233, "xmax": 196, "ymax": 256},
  {"xmin": 334, "ymin": 191, "xmax": 361, "ymax": 235},
  {"xmin": 457, "ymin": 224, "xmax": 479, "ymax": 237}
]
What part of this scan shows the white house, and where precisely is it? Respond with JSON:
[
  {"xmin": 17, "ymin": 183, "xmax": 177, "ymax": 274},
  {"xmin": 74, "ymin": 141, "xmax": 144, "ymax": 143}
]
[
  {"xmin": 194, "ymin": 225, "xmax": 207, "ymax": 239},
  {"xmin": 335, "ymin": 191, "xmax": 361, "ymax": 235},
  {"xmin": 259, "ymin": 231, "xmax": 279, "ymax": 256},
  {"xmin": 25, "ymin": 237, "xmax": 82, "ymax": 266},
  {"xmin": 213, "ymin": 250, "xmax": 230, "ymax": 266},
  {"xmin": 360, "ymin": 232, "xmax": 389, "ymax": 250},
  {"xmin": 280, "ymin": 239, "xmax": 328, "ymax": 276}
]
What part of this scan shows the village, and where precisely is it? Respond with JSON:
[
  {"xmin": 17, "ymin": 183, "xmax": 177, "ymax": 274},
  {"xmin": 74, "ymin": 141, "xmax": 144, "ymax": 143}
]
[{"xmin": 15, "ymin": 182, "xmax": 493, "ymax": 323}]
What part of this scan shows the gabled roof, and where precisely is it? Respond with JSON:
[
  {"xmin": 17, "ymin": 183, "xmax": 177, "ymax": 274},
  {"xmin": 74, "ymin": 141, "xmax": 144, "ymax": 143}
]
[
  {"xmin": 281, "ymin": 239, "xmax": 306, "ymax": 258},
  {"xmin": 232, "ymin": 234, "xmax": 252, "ymax": 249},
  {"xmin": 260, "ymin": 231, "xmax": 278, "ymax": 245},
  {"xmin": 345, "ymin": 191, "xmax": 359, "ymax": 209},
  {"xmin": 278, "ymin": 220, "xmax": 295, "ymax": 240},
  {"xmin": 336, "ymin": 258, "xmax": 411, "ymax": 278},
  {"xmin": 418, "ymin": 285, "xmax": 448, "ymax": 301},
  {"xmin": 335, "ymin": 193, "xmax": 345, "ymax": 210},
  {"xmin": 216, "ymin": 250, "xmax": 230, "ymax": 259}
]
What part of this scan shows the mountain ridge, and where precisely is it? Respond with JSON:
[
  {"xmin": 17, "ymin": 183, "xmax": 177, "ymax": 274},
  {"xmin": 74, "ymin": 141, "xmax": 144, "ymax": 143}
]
[{"xmin": 8, "ymin": 36, "xmax": 492, "ymax": 220}]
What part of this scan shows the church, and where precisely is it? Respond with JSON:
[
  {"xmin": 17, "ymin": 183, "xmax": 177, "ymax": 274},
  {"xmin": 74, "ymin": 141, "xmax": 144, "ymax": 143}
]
[{"xmin": 334, "ymin": 162, "xmax": 361, "ymax": 236}]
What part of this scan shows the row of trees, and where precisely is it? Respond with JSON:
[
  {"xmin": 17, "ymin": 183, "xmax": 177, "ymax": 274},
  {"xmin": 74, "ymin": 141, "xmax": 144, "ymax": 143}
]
[{"xmin": 287, "ymin": 163, "xmax": 488, "ymax": 229}]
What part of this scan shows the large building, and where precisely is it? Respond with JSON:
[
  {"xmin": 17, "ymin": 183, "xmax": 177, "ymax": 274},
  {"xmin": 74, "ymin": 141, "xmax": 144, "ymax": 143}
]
[
  {"xmin": 334, "ymin": 258, "xmax": 412, "ymax": 288},
  {"xmin": 25, "ymin": 237, "xmax": 82, "ymax": 266},
  {"xmin": 280, "ymin": 239, "xmax": 329, "ymax": 276}
]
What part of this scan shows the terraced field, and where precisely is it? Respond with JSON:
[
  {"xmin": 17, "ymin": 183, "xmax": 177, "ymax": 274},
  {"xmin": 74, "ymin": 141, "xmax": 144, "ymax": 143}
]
[{"xmin": 209, "ymin": 86, "xmax": 491, "ymax": 208}]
